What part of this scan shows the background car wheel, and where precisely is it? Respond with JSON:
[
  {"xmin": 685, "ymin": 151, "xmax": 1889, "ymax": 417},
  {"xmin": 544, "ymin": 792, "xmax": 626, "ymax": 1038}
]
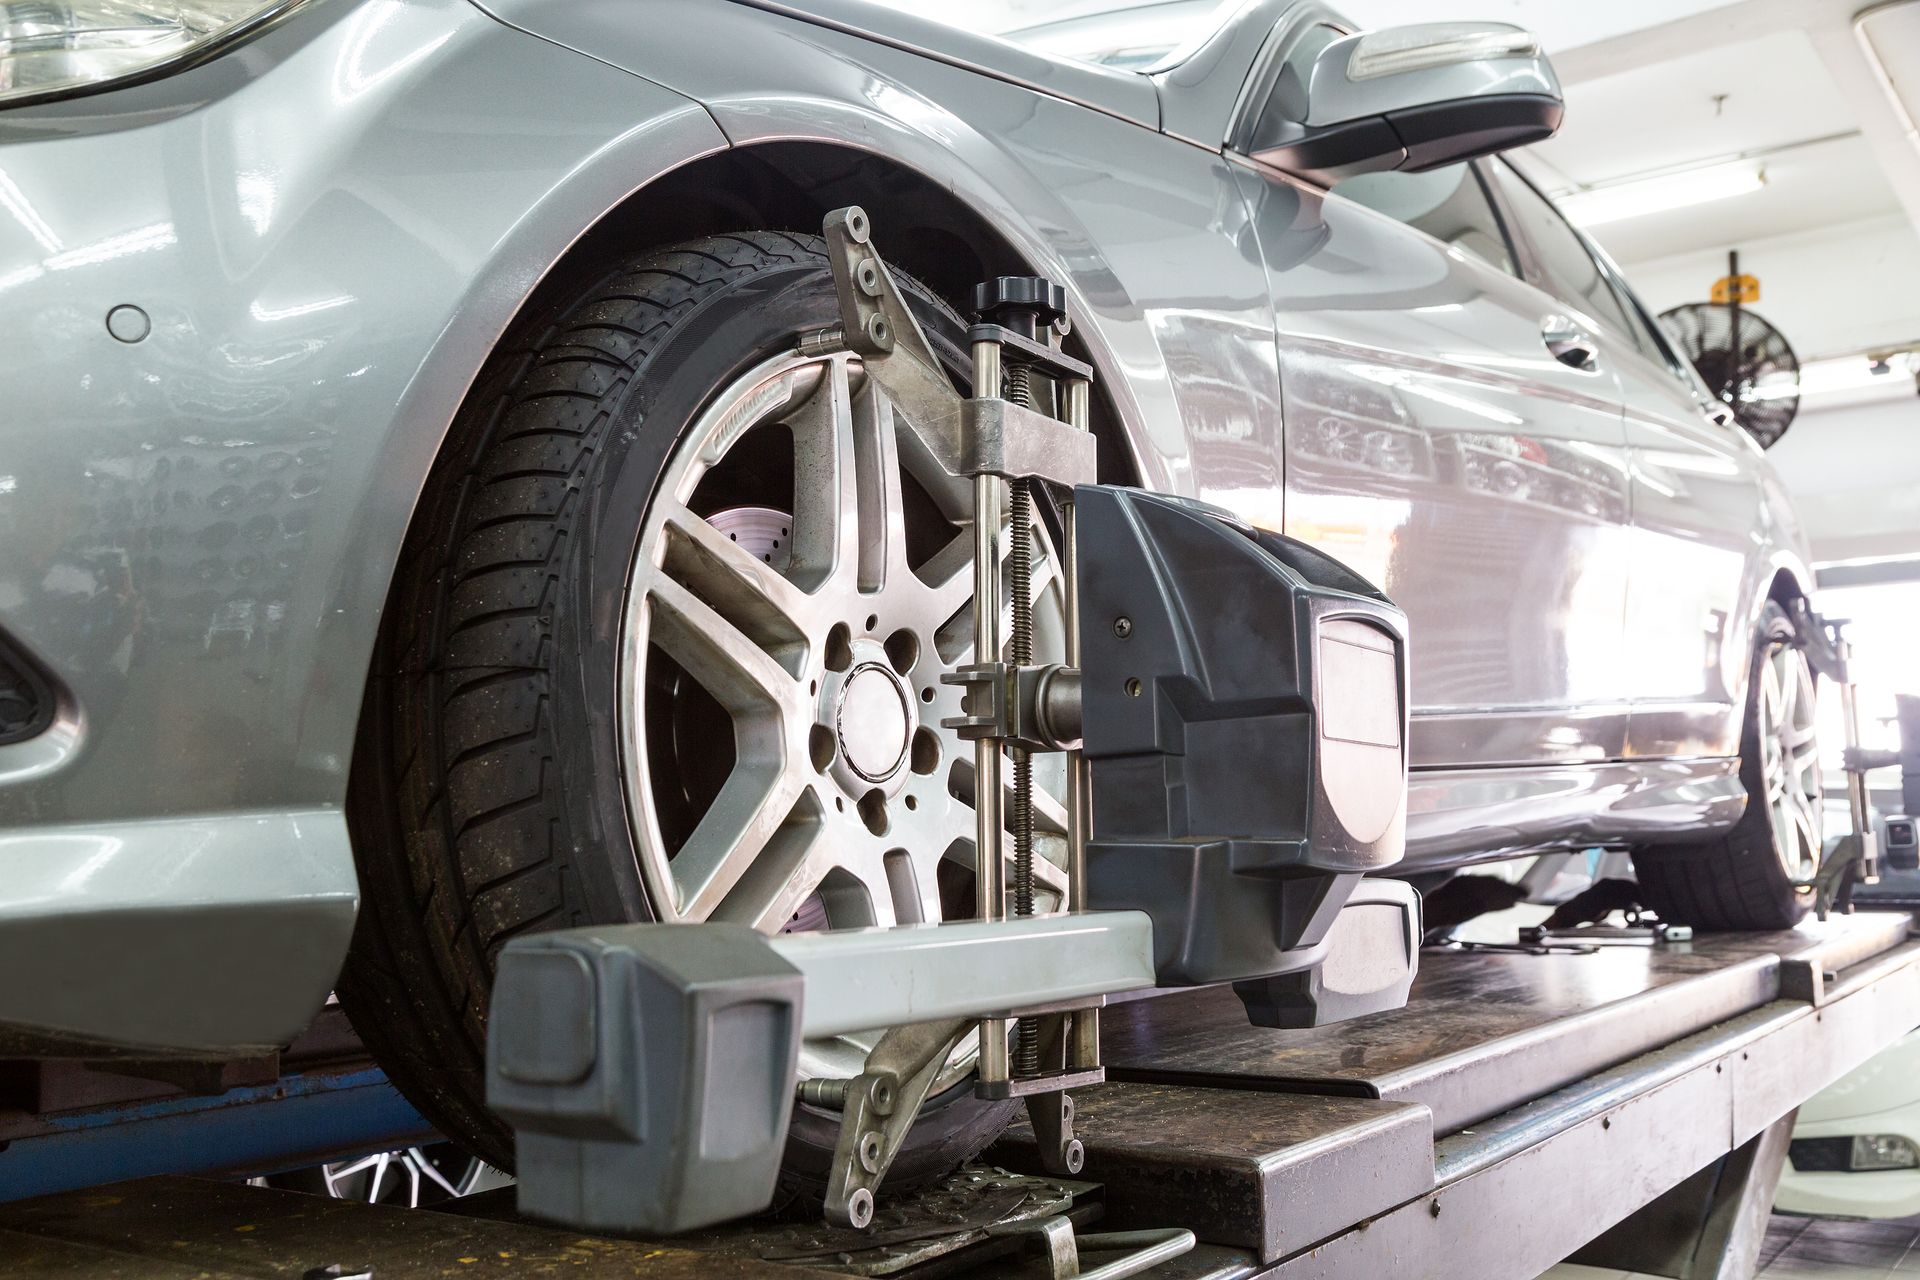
[
  {"xmin": 338, "ymin": 233, "xmax": 1071, "ymax": 1202},
  {"xmin": 1631, "ymin": 600, "xmax": 1822, "ymax": 930},
  {"xmin": 261, "ymin": 1143, "xmax": 509, "ymax": 1207}
]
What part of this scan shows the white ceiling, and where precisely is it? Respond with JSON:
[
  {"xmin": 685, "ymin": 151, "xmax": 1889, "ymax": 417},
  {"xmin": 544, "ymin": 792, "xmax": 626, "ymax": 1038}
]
[
  {"xmin": 1333, "ymin": 0, "xmax": 1739, "ymax": 57},
  {"xmin": 1518, "ymin": 25, "xmax": 1906, "ymax": 265},
  {"xmin": 1528, "ymin": 30, "xmax": 1855, "ymax": 185},
  {"xmin": 1539, "ymin": 133, "xmax": 1901, "ymax": 266}
]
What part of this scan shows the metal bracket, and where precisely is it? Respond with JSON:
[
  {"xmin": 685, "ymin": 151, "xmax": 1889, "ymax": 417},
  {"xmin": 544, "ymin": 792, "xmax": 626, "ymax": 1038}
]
[
  {"xmin": 818, "ymin": 206, "xmax": 1096, "ymax": 490},
  {"xmin": 1786, "ymin": 596, "xmax": 1848, "ymax": 684},
  {"xmin": 824, "ymin": 1016, "xmax": 975, "ymax": 1230},
  {"xmin": 941, "ymin": 661, "xmax": 1082, "ymax": 749},
  {"xmin": 814, "ymin": 204, "xmax": 1104, "ymax": 1232},
  {"xmin": 1021, "ymin": 1089, "xmax": 1086, "ymax": 1174},
  {"xmin": 958, "ymin": 398, "xmax": 1097, "ymax": 486}
]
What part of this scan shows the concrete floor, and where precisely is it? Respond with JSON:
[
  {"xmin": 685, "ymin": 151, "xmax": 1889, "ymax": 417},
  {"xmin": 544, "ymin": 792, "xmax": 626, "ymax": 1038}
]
[{"xmin": 1544, "ymin": 1212, "xmax": 1920, "ymax": 1278}]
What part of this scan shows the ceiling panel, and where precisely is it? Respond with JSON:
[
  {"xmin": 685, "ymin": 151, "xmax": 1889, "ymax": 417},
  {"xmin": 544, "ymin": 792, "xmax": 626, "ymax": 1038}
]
[
  {"xmin": 1331, "ymin": 0, "xmax": 1742, "ymax": 55},
  {"xmin": 1573, "ymin": 132, "xmax": 1902, "ymax": 264},
  {"xmin": 1529, "ymin": 29, "xmax": 1857, "ymax": 186}
]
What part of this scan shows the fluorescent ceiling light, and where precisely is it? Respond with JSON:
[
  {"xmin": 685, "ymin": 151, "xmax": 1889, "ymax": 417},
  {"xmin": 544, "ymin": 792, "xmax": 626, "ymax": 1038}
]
[
  {"xmin": 1559, "ymin": 162, "xmax": 1766, "ymax": 227},
  {"xmin": 1750, "ymin": 351, "xmax": 1919, "ymax": 402}
]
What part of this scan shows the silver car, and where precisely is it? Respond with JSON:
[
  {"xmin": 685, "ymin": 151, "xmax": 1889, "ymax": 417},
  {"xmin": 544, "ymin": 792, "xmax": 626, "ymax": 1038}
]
[{"xmin": 0, "ymin": 0, "xmax": 1820, "ymax": 1194}]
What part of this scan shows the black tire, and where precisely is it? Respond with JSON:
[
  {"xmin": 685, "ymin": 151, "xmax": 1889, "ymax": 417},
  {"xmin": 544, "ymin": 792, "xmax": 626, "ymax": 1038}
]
[
  {"xmin": 336, "ymin": 232, "xmax": 1016, "ymax": 1200},
  {"xmin": 1631, "ymin": 601, "xmax": 1819, "ymax": 931}
]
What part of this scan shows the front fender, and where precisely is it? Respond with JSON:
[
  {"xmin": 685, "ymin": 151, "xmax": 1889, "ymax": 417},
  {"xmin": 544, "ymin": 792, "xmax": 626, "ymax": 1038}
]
[
  {"xmin": 0, "ymin": 0, "xmax": 725, "ymax": 823},
  {"xmin": 471, "ymin": 0, "xmax": 1253, "ymax": 505}
]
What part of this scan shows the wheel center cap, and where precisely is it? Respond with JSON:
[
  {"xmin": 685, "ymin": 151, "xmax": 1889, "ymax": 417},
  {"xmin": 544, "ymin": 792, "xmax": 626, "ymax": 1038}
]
[{"xmin": 837, "ymin": 662, "xmax": 911, "ymax": 782}]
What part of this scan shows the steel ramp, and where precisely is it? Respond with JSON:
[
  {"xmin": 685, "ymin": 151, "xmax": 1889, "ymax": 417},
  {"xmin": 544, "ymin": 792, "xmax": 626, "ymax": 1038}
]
[
  {"xmin": 3, "ymin": 911, "xmax": 1917, "ymax": 1280},
  {"xmin": 1092, "ymin": 912, "xmax": 1911, "ymax": 1133}
]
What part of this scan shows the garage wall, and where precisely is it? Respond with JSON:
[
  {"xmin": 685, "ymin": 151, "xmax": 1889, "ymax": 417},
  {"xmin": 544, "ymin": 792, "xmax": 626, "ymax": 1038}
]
[
  {"xmin": 1622, "ymin": 216, "xmax": 1920, "ymax": 565},
  {"xmin": 1767, "ymin": 397, "xmax": 1920, "ymax": 563},
  {"xmin": 1625, "ymin": 214, "xmax": 1920, "ymax": 359}
]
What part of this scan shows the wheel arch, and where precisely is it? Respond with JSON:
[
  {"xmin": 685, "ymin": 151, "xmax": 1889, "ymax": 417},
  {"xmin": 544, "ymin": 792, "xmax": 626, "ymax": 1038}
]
[
  {"xmin": 354, "ymin": 136, "xmax": 1144, "ymax": 694},
  {"xmin": 442, "ymin": 140, "xmax": 1142, "ymax": 494}
]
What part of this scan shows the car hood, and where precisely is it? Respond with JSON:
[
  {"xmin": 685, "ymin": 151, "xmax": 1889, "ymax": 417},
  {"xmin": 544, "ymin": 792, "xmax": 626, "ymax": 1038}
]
[{"xmin": 469, "ymin": 0, "xmax": 1162, "ymax": 130}]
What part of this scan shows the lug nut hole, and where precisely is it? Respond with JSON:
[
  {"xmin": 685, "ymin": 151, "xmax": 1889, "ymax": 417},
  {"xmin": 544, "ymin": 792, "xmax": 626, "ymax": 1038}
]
[
  {"xmin": 910, "ymin": 727, "xmax": 940, "ymax": 775},
  {"xmin": 825, "ymin": 623, "xmax": 853, "ymax": 672},
  {"xmin": 809, "ymin": 724, "xmax": 836, "ymax": 773},
  {"xmin": 885, "ymin": 628, "xmax": 918, "ymax": 676},
  {"xmin": 858, "ymin": 789, "xmax": 889, "ymax": 837}
]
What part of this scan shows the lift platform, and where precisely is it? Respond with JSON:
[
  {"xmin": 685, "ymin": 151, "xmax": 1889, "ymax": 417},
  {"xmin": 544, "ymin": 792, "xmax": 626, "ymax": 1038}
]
[{"xmin": 4, "ymin": 908, "xmax": 1915, "ymax": 1280}]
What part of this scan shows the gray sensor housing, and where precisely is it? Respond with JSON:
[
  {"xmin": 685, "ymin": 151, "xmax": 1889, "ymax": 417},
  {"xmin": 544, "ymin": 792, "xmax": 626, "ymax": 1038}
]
[{"xmin": 486, "ymin": 923, "xmax": 803, "ymax": 1233}]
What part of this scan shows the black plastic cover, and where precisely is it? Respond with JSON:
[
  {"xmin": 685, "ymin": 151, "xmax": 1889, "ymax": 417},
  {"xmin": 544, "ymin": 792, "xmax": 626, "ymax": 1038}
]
[
  {"xmin": 1075, "ymin": 486, "xmax": 1409, "ymax": 988},
  {"xmin": 1234, "ymin": 878, "xmax": 1421, "ymax": 1028}
]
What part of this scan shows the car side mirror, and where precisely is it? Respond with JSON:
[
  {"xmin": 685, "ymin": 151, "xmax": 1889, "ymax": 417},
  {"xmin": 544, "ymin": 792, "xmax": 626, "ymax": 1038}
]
[{"xmin": 1240, "ymin": 23, "xmax": 1563, "ymax": 185}]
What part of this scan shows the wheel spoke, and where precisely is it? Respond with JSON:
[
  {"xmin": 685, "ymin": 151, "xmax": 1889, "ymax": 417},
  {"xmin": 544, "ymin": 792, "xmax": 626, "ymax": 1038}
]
[
  {"xmin": 1792, "ymin": 803, "xmax": 1822, "ymax": 877},
  {"xmin": 660, "ymin": 504, "xmax": 813, "ymax": 668},
  {"xmin": 1030, "ymin": 848, "xmax": 1071, "ymax": 906},
  {"xmin": 925, "ymin": 533, "xmax": 981, "ymax": 665},
  {"xmin": 1775, "ymin": 648, "xmax": 1799, "ymax": 727},
  {"xmin": 787, "ymin": 355, "xmax": 859, "ymax": 592},
  {"xmin": 645, "ymin": 573, "xmax": 799, "ymax": 721},
  {"xmin": 704, "ymin": 788, "xmax": 842, "ymax": 930},
  {"xmin": 673, "ymin": 764, "xmax": 806, "ymax": 919},
  {"xmin": 854, "ymin": 386, "xmax": 911, "ymax": 594},
  {"xmin": 1028, "ymin": 782, "xmax": 1070, "ymax": 836},
  {"xmin": 926, "ymin": 522, "xmax": 1060, "ymax": 665},
  {"xmin": 1759, "ymin": 660, "xmax": 1782, "ymax": 736},
  {"xmin": 412, "ymin": 1149, "xmax": 463, "ymax": 1200}
]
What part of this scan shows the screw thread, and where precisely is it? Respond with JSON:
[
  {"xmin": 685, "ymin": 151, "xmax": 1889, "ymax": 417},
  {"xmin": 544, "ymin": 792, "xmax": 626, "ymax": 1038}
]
[{"xmin": 1005, "ymin": 358, "xmax": 1041, "ymax": 1077}]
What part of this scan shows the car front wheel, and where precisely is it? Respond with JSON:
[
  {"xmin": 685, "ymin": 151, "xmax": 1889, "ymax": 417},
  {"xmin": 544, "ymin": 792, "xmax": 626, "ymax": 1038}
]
[{"xmin": 338, "ymin": 232, "xmax": 1071, "ymax": 1201}]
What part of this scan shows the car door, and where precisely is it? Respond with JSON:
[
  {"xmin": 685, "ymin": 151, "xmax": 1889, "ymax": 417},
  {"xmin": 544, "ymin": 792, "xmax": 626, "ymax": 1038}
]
[
  {"xmin": 1232, "ymin": 155, "xmax": 1638, "ymax": 768},
  {"xmin": 1481, "ymin": 161, "xmax": 1766, "ymax": 760}
]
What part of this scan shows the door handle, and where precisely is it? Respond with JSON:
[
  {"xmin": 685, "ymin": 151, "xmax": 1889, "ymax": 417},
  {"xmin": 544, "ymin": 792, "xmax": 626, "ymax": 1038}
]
[{"xmin": 1542, "ymin": 316, "xmax": 1599, "ymax": 371}]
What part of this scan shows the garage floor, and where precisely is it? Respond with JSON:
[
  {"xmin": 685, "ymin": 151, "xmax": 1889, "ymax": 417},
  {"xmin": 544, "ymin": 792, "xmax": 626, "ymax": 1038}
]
[{"xmin": 1545, "ymin": 1212, "xmax": 1920, "ymax": 1278}]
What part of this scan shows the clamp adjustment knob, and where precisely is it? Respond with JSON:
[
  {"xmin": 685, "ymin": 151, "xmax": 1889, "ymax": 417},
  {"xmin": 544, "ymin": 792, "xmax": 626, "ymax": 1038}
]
[{"xmin": 972, "ymin": 275, "xmax": 1067, "ymax": 339}]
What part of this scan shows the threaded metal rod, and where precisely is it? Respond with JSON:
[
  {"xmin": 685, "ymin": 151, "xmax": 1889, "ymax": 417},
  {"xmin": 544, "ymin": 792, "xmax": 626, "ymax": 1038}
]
[{"xmin": 1005, "ymin": 361, "xmax": 1042, "ymax": 1076}]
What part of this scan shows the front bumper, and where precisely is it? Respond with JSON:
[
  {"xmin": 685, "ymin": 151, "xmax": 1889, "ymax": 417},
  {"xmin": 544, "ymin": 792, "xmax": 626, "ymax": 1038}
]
[{"xmin": 0, "ymin": 0, "xmax": 725, "ymax": 1053}]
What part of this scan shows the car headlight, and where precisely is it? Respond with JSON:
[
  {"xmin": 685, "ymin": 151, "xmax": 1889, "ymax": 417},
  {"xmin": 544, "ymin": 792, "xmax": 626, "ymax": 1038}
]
[
  {"xmin": 0, "ymin": 1, "xmax": 308, "ymax": 107},
  {"xmin": 1852, "ymin": 1134, "xmax": 1920, "ymax": 1172}
]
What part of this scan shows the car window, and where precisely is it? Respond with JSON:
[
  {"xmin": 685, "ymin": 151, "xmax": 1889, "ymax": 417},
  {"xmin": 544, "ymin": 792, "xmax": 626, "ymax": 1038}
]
[
  {"xmin": 1484, "ymin": 161, "xmax": 1645, "ymax": 352},
  {"xmin": 999, "ymin": 0, "xmax": 1230, "ymax": 70},
  {"xmin": 1332, "ymin": 163, "xmax": 1518, "ymax": 278},
  {"xmin": 1615, "ymin": 281, "xmax": 1695, "ymax": 384}
]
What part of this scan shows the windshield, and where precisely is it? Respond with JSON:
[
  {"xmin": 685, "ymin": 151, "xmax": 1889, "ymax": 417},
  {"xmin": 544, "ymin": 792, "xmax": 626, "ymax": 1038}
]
[{"xmin": 869, "ymin": 0, "xmax": 1236, "ymax": 71}]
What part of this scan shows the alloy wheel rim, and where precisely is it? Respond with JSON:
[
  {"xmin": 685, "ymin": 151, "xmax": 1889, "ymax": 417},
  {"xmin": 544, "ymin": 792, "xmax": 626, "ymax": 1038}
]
[
  {"xmin": 1757, "ymin": 638, "xmax": 1822, "ymax": 884},
  {"xmin": 618, "ymin": 349, "xmax": 1068, "ymax": 1087}
]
